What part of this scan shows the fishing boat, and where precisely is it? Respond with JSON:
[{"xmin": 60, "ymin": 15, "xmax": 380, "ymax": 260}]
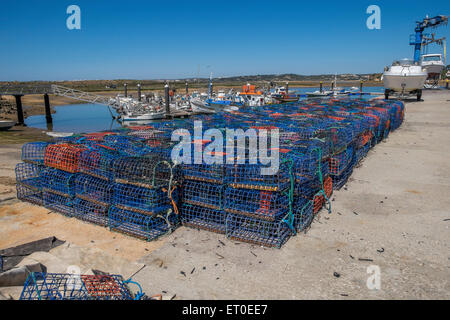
[
  {"xmin": 383, "ymin": 59, "xmax": 427, "ymax": 100},
  {"xmin": 0, "ymin": 120, "xmax": 15, "ymax": 131},
  {"xmin": 239, "ymin": 84, "xmax": 268, "ymax": 106},
  {"xmin": 421, "ymin": 53, "xmax": 445, "ymax": 76},
  {"xmin": 271, "ymin": 93, "xmax": 300, "ymax": 103}
]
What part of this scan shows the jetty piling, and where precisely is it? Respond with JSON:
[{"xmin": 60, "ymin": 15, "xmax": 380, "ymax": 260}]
[
  {"xmin": 44, "ymin": 93, "xmax": 52, "ymax": 124},
  {"xmin": 14, "ymin": 95, "xmax": 24, "ymax": 125}
]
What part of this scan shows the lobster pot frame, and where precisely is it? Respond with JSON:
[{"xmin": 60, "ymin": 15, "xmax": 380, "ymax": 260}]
[
  {"xmin": 20, "ymin": 272, "xmax": 133, "ymax": 300},
  {"xmin": 356, "ymin": 143, "xmax": 370, "ymax": 163},
  {"xmin": 183, "ymin": 163, "xmax": 226, "ymax": 184},
  {"xmin": 75, "ymin": 174, "xmax": 112, "ymax": 204},
  {"xmin": 331, "ymin": 156, "xmax": 355, "ymax": 190},
  {"xmin": 224, "ymin": 188, "xmax": 289, "ymax": 221},
  {"xmin": 44, "ymin": 143, "xmax": 87, "ymax": 173},
  {"xmin": 112, "ymin": 155, "xmax": 174, "ymax": 188},
  {"xmin": 78, "ymin": 147, "xmax": 122, "ymax": 181},
  {"xmin": 293, "ymin": 199, "xmax": 314, "ymax": 232},
  {"xmin": 225, "ymin": 162, "xmax": 290, "ymax": 192},
  {"xmin": 15, "ymin": 162, "xmax": 43, "ymax": 189},
  {"xmin": 225, "ymin": 213, "xmax": 291, "ymax": 248},
  {"xmin": 113, "ymin": 183, "xmax": 175, "ymax": 214},
  {"xmin": 180, "ymin": 204, "xmax": 227, "ymax": 234},
  {"xmin": 21, "ymin": 142, "xmax": 49, "ymax": 165},
  {"xmin": 41, "ymin": 168, "xmax": 77, "ymax": 196},
  {"xmin": 43, "ymin": 190, "xmax": 73, "ymax": 216},
  {"xmin": 294, "ymin": 176, "xmax": 320, "ymax": 199},
  {"xmin": 16, "ymin": 184, "xmax": 43, "ymax": 206},
  {"xmin": 82, "ymin": 132, "xmax": 117, "ymax": 142},
  {"xmin": 183, "ymin": 180, "xmax": 224, "ymax": 210},
  {"xmin": 103, "ymin": 135, "xmax": 152, "ymax": 157},
  {"xmin": 328, "ymin": 144, "xmax": 354, "ymax": 176},
  {"xmin": 72, "ymin": 197, "xmax": 109, "ymax": 227},
  {"xmin": 356, "ymin": 131, "xmax": 373, "ymax": 149},
  {"xmin": 108, "ymin": 206, "xmax": 177, "ymax": 241},
  {"xmin": 312, "ymin": 176, "xmax": 333, "ymax": 214},
  {"xmin": 325, "ymin": 126, "xmax": 354, "ymax": 153}
]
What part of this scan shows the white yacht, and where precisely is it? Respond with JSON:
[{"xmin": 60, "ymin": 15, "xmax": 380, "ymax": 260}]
[
  {"xmin": 421, "ymin": 54, "xmax": 445, "ymax": 77},
  {"xmin": 383, "ymin": 59, "xmax": 427, "ymax": 100}
]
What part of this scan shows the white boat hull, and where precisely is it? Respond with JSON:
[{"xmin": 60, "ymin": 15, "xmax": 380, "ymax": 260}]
[
  {"xmin": 122, "ymin": 112, "xmax": 166, "ymax": 121},
  {"xmin": 0, "ymin": 120, "xmax": 16, "ymax": 130},
  {"xmin": 383, "ymin": 73, "xmax": 427, "ymax": 92},
  {"xmin": 422, "ymin": 64, "xmax": 445, "ymax": 77}
]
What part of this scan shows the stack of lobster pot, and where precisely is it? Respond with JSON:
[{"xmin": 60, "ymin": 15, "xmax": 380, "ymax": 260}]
[
  {"xmin": 109, "ymin": 155, "xmax": 179, "ymax": 241},
  {"xmin": 180, "ymin": 139, "xmax": 228, "ymax": 234},
  {"xmin": 223, "ymin": 153, "xmax": 295, "ymax": 248}
]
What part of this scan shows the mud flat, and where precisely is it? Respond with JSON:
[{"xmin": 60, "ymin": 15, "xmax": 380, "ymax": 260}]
[{"xmin": 0, "ymin": 90, "xmax": 449, "ymax": 299}]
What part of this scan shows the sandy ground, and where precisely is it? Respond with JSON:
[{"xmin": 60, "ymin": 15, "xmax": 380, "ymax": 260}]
[{"xmin": 0, "ymin": 90, "xmax": 449, "ymax": 299}]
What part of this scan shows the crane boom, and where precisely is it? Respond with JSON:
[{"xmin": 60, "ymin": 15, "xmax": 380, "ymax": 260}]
[{"xmin": 410, "ymin": 15, "xmax": 448, "ymax": 62}]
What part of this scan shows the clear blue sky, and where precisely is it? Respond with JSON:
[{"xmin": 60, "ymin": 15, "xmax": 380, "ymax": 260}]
[{"xmin": 1, "ymin": 0, "xmax": 449, "ymax": 81}]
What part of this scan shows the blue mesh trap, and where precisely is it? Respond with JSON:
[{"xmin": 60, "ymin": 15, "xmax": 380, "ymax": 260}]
[
  {"xmin": 113, "ymin": 183, "xmax": 175, "ymax": 214},
  {"xmin": 72, "ymin": 197, "xmax": 109, "ymax": 226},
  {"xmin": 225, "ymin": 162, "xmax": 290, "ymax": 192},
  {"xmin": 328, "ymin": 144, "xmax": 355, "ymax": 176},
  {"xmin": 41, "ymin": 168, "xmax": 77, "ymax": 196},
  {"xmin": 20, "ymin": 272, "xmax": 134, "ymax": 300},
  {"xmin": 75, "ymin": 174, "xmax": 112, "ymax": 204},
  {"xmin": 21, "ymin": 142, "xmax": 49, "ymax": 165},
  {"xmin": 15, "ymin": 162, "xmax": 42, "ymax": 189},
  {"xmin": 224, "ymin": 187, "xmax": 289, "ymax": 221},
  {"xmin": 78, "ymin": 146, "xmax": 123, "ymax": 180},
  {"xmin": 43, "ymin": 190, "xmax": 73, "ymax": 216},
  {"xmin": 225, "ymin": 213, "xmax": 292, "ymax": 248},
  {"xmin": 183, "ymin": 163, "xmax": 226, "ymax": 184},
  {"xmin": 180, "ymin": 204, "xmax": 227, "ymax": 234},
  {"xmin": 355, "ymin": 143, "xmax": 370, "ymax": 163},
  {"xmin": 293, "ymin": 198, "xmax": 314, "ymax": 232},
  {"xmin": 113, "ymin": 155, "xmax": 176, "ymax": 188},
  {"xmin": 16, "ymin": 184, "xmax": 43, "ymax": 206},
  {"xmin": 183, "ymin": 180, "xmax": 224, "ymax": 210},
  {"xmin": 108, "ymin": 205, "xmax": 177, "ymax": 241}
]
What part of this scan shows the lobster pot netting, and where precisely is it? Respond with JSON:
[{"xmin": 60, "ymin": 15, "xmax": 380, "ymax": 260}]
[
  {"xmin": 20, "ymin": 273, "xmax": 134, "ymax": 300},
  {"xmin": 224, "ymin": 188, "xmax": 289, "ymax": 221},
  {"xmin": 180, "ymin": 204, "xmax": 227, "ymax": 234},
  {"xmin": 108, "ymin": 205, "xmax": 178, "ymax": 241},
  {"xmin": 182, "ymin": 180, "xmax": 224, "ymax": 210}
]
